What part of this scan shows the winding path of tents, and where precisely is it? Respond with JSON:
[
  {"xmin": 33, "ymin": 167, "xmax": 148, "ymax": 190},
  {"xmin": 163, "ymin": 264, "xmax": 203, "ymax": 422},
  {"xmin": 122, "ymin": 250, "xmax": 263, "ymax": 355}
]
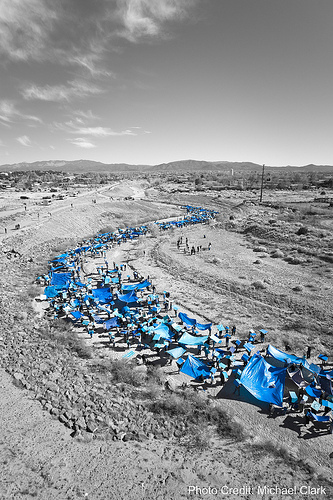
[{"xmin": 36, "ymin": 204, "xmax": 333, "ymax": 432}]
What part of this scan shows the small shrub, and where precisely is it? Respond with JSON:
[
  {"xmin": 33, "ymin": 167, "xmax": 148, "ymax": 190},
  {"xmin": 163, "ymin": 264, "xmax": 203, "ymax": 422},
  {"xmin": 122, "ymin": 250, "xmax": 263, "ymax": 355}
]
[
  {"xmin": 182, "ymin": 425, "xmax": 210, "ymax": 451},
  {"xmin": 109, "ymin": 360, "xmax": 147, "ymax": 387},
  {"xmin": 252, "ymin": 280, "xmax": 266, "ymax": 290},
  {"xmin": 296, "ymin": 226, "xmax": 308, "ymax": 236},
  {"xmin": 210, "ymin": 406, "xmax": 247, "ymax": 442},
  {"xmin": 271, "ymin": 249, "xmax": 284, "ymax": 258},
  {"xmin": 253, "ymin": 246, "xmax": 267, "ymax": 253},
  {"xmin": 52, "ymin": 322, "xmax": 92, "ymax": 359}
]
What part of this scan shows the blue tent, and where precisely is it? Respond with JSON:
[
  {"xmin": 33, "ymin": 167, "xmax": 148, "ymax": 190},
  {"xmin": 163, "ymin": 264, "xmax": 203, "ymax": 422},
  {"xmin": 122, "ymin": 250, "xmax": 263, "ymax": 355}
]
[
  {"xmin": 240, "ymin": 353, "xmax": 287, "ymax": 406},
  {"xmin": 178, "ymin": 332, "xmax": 208, "ymax": 346},
  {"xmin": 121, "ymin": 283, "xmax": 139, "ymax": 291},
  {"xmin": 44, "ymin": 285, "xmax": 65, "ymax": 298},
  {"xmin": 135, "ymin": 279, "xmax": 151, "ymax": 290},
  {"xmin": 166, "ymin": 346, "xmax": 186, "ymax": 359},
  {"xmin": 196, "ymin": 321, "xmax": 212, "ymax": 331},
  {"xmin": 92, "ymin": 287, "xmax": 113, "ymax": 304},
  {"xmin": 117, "ymin": 291, "xmax": 139, "ymax": 303},
  {"xmin": 178, "ymin": 312, "xmax": 211, "ymax": 330},
  {"xmin": 179, "ymin": 312, "xmax": 196, "ymax": 326},
  {"xmin": 104, "ymin": 317, "xmax": 119, "ymax": 330},
  {"xmin": 70, "ymin": 310, "xmax": 83, "ymax": 320},
  {"xmin": 266, "ymin": 345, "xmax": 304, "ymax": 367},
  {"xmin": 152, "ymin": 323, "xmax": 174, "ymax": 341},
  {"xmin": 305, "ymin": 384, "xmax": 322, "ymax": 398},
  {"xmin": 50, "ymin": 272, "xmax": 72, "ymax": 288},
  {"xmin": 180, "ymin": 355, "xmax": 211, "ymax": 380}
]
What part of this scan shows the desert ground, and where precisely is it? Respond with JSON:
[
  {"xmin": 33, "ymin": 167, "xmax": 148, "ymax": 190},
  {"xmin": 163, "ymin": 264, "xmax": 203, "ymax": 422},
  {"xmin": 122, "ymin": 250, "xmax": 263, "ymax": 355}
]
[{"xmin": 0, "ymin": 179, "xmax": 332, "ymax": 500}]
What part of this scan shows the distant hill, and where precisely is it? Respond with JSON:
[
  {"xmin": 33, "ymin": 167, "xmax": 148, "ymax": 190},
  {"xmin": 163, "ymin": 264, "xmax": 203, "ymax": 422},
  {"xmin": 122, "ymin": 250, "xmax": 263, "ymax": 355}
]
[{"xmin": 0, "ymin": 159, "xmax": 333, "ymax": 174}]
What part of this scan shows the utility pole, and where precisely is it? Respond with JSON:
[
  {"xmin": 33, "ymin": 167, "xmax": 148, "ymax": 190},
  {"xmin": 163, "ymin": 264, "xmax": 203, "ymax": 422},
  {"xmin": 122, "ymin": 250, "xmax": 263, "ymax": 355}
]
[{"xmin": 260, "ymin": 164, "xmax": 265, "ymax": 203}]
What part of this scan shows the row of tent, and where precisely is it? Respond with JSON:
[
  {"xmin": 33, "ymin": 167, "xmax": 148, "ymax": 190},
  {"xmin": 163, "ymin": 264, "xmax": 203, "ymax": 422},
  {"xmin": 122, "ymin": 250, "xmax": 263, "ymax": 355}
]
[{"xmin": 37, "ymin": 203, "xmax": 333, "ymax": 413}]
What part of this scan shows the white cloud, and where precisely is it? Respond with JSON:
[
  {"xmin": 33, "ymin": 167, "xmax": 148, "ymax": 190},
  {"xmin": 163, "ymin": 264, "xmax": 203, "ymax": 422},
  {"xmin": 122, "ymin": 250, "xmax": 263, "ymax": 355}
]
[
  {"xmin": 116, "ymin": 0, "xmax": 196, "ymax": 41},
  {"xmin": 22, "ymin": 80, "xmax": 103, "ymax": 102},
  {"xmin": 75, "ymin": 126, "xmax": 135, "ymax": 137},
  {"xmin": 0, "ymin": 100, "xmax": 42, "ymax": 125},
  {"xmin": 17, "ymin": 135, "xmax": 32, "ymax": 147},
  {"xmin": 0, "ymin": 0, "xmax": 57, "ymax": 62},
  {"xmin": 73, "ymin": 109, "xmax": 99, "ymax": 121},
  {"xmin": 0, "ymin": 0, "xmax": 197, "ymax": 67},
  {"xmin": 70, "ymin": 55, "xmax": 115, "ymax": 78},
  {"xmin": 70, "ymin": 138, "xmax": 96, "ymax": 149},
  {"xmin": 54, "ymin": 120, "xmax": 136, "ymax": 137}
]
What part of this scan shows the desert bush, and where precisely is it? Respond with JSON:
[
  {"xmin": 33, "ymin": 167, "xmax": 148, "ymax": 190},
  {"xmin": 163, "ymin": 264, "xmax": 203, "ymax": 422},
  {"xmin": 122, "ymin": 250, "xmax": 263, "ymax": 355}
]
[
  {"xmin": 296, "ymin": 226, "xmax": 308, "ymax": 236},
  {"xmin": 98, "ymin": 226, "xmax": 114, "ymax": 234},
  {"xmin": 109, "ymin": 360, "xmax": 147, "ymax": 387},
  {"xmin": 182, "ymin": 424, "xmax": 210, "ymax": 451},
  {"xmin": 147, "ymin": 223, "xmax": 160, "ymax": 238},
  {"xmin": 51, "ymin": 321, "xmax": 92, "ymax": 359},
  {"xmin": 147, "ymin": 365, "xmax": 166, "ymax": 386},
  {"xmin": 271, "ymin": 249, "xmax": 284, "ymax": 258},
  {"xmin": 251, "ymin": 280, "xmax": 266, "ymax": 290},
  {"xmin": 253, "ymin": 246, "xmax": 267, "ymax": 253},
  {"xmin": 151, "ymin": 392, "xmax": 192, "ymax": 417},
  {"xmin": 251, "ymin": 440, "xmax": 294, "ymax": 464},
  {"xmin": 210, "ymin": 406, "xmax": 247, "ymax": 442}
]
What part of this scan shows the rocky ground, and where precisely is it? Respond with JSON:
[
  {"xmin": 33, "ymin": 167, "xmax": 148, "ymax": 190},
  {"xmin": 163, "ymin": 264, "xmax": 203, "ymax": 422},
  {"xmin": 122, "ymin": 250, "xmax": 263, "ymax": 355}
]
[{"xmin": 0, "ymin": 181, "xmax": 332, "ymax": 499}]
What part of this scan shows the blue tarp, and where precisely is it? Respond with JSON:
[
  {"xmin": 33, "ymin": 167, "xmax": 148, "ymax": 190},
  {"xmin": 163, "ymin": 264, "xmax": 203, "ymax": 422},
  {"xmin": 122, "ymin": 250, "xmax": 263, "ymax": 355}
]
[
  {"xmin": 121, "ymin": 279, "xmax": 151, "ymax": 291},
  {"xmin": 180, "ymin": 355, "xmax": 211, "ymax": 380},
  {"xmin": 307, "ymin": 411, "xmax": 330, "ymax": 422},
  {"xmin": 178, "ymin": 312, "xmax": 211, "ymax": 330},
  {"xmin": 179, "ymin": 312, "xmax": 196, "ymax": 326},
  {"xmin": 104, "ymin": 317, "xmax": 119, "ymax": 330},
  {"xmin": 151, "ymin": 323, "xmax": 173, "ymax": 341},
  {"xmin": 135, "ymin": 279, "xmax": 151, "ymax": 290},
  {"xmin": 121, "ymin": 283, "xmax": 139, "ymax": 291},
  {"xmin": 117, "ymin": 291, "xmax": 139, "ymax": 303},
  {"xmin": 266, "ymin": 345, "xmax": 304, "ymax": 366},
  {"xmin": 44, "ymin": 286, "xmax": 61, "ymax": 298},
  {"xmin": 50, "ymin": 272, "xmax": 72, "ymax": 288},
  {"xmin": 166, "ymin": 346, "xmax": 186, "ymax": 359},
  {"xmin": 196, "ymin": 322, "xmax": 212, "ymax": 331},
  {"xmin": 240, "ymin": 353, "xmax": 287, "ymax": 406},
  {"xmin": 92, "ymin": 287, "xmax": 113, "ymax": 304},
  {"xmin": 70, "ymin": 310, "xmax": 83, "ymax": 320},
  {"xmin": 178, "ymin": 332, "xmax": 208, "ymax": 346}
]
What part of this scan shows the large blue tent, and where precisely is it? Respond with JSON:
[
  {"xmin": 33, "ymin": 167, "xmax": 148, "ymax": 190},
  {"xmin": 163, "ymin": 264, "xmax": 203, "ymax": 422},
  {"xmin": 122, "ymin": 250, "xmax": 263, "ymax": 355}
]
[
  {"xmin": 180, "ymin": 355, "xmax": 211, "ymax": 380},
  {"xmin": 240, "ymin": 353, "xmax": 287, "ymax": 406}
]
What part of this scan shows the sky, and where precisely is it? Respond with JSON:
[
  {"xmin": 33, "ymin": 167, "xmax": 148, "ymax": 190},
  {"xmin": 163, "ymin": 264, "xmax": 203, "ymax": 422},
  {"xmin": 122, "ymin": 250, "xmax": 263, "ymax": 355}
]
[{"xmin": 1, "ymin": 0, "xmax": 333, "ymax": 167}]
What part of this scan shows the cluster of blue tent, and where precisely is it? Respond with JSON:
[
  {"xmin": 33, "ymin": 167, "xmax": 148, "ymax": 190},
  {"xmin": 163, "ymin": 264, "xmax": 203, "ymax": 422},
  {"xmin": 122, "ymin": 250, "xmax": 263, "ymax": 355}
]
[
  {"xmin": 36, "ymin": 202, "xmax": 332, "ymax": 429},
  {"xmin": 156, "ymin": 206, "xmax": 218, "ymax": 231},
  {"xmin": 237, "ymin": 344, "xmax": 333, "ymax": 429}
]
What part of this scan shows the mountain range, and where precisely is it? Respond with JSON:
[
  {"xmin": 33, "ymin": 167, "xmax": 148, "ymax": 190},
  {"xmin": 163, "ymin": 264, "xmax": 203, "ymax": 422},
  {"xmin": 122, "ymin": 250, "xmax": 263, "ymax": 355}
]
[{"xmin": 0, "ymin": 159, "xmax": 332, "ymax": 174}]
